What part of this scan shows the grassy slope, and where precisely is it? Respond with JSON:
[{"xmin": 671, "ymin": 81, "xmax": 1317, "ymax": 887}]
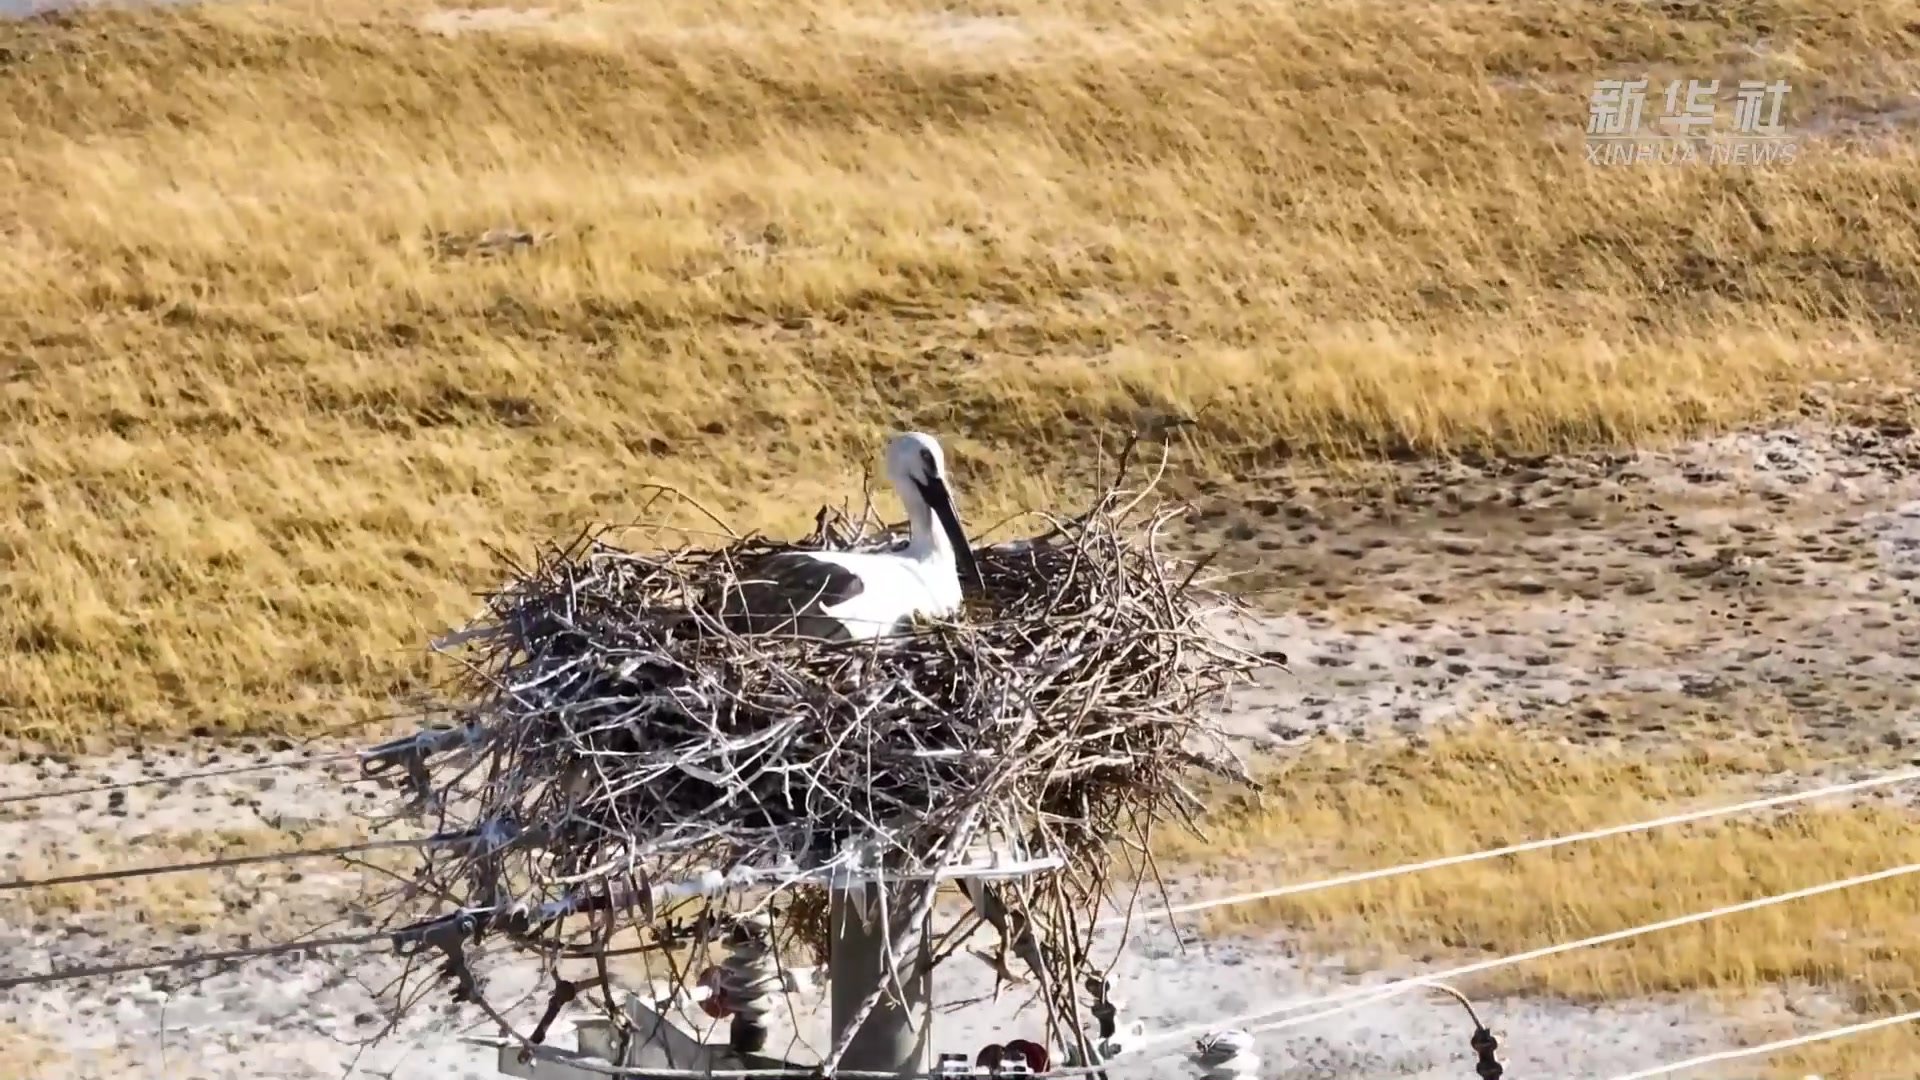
[{"xmin": 3, "ymin": 0, "xmax": 1917, "ymax": 741}]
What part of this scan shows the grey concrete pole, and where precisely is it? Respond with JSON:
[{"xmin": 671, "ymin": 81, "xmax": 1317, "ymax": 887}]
[{"xmin": 829, "ymin": 883, "xmax": 933, "ymax": 1077}]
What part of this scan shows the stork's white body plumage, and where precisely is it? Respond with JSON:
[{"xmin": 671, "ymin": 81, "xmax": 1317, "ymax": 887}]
[
  {"xmin": 717, "ymin": 432, "xmax": 984, "ymax": 642},
  {"xmin": 792, "ymin": 547, "xmax": 966, "ymax": 639}
]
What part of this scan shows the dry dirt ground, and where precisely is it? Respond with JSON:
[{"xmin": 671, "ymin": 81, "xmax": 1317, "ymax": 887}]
[
  {"xmin": 8, "ymin": 421, "xmax": 1920, "ymax": 1079},
  {"xmin": 1198, "ymin": 421, "xmax": 1920, "ymax": 757}
]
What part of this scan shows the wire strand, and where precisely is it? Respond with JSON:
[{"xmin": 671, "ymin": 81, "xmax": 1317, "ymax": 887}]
[
  {"xmin": 0, "ymin": 833, "xmax": 467, "ymax": 892},
  {"xmin": 1106, "ymin": 765, "xmax": 1920, "ymax": 928},
  {"xmin": 1142, "ymin": 859, "xmax": 1920, "ymax": 1048},
  {"xmin": 0, "ymin": 930, "xmax": 391, "ymax": 991},
  {"xmin": 1598, "ymin": 1005, "xmax": 1920, "ymax": 1079},
  {"xmin": 0, "ymin": 751, "xmax": 358, "ymax": 805},
  {"xmin": 11, "ymin": 862, "xmax": 1911, "ymax": 1080},
  {"xmin": 12, "ymin": 757, "xmax": 1918, "ymax": 1076}
]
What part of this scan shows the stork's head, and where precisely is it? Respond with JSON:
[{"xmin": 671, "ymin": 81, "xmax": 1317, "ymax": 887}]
[
  {"xmin": 885, "ymin": 431, "xmax": 948, "ymax": 493},
  {"xmin": 884, "ymin": 432, "xmax": 984, "ymax": 595}
]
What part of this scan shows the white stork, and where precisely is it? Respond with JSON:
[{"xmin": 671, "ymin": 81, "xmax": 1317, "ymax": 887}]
[{"xmin": 716, "ymin": 432, "xmax": 986, "ymax": 641}]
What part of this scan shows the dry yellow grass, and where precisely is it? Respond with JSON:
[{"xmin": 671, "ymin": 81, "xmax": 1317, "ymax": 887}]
[
  {"xmin": 1157, "ymin": 720, "xmax": 1920, "ymax": 1078},
  {"xmin": 3, "ymin": 0, "xmax": 1919, "ymax": 742}
]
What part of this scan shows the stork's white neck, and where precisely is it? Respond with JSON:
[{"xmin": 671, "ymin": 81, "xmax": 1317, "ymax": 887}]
[{"xmin": 900, "ymin": 483, "xmax": 952, "ymax": 564}]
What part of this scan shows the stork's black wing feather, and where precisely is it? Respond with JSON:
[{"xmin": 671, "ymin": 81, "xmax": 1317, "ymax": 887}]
[{"xmin": 709, "ymin": 551, "xmax": 866, "ymax": 641}]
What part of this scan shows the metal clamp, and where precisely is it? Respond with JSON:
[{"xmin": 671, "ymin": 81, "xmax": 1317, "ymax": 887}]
[
  {"xmin": 360, "ymin": 720, "xmax": 487, "ymax": 808},
  {"xmin": 391, "ymin": 909, "xmax": 485, "ymax": 1003},
  {"xmin": 1190, "ymin": 1030, "xmax": 1259, "ymax": 1080}
]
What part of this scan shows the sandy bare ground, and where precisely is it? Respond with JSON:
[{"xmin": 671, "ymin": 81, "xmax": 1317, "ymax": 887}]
[
  {"xmin": 6, "ymin": 420, "xmax": 1920, "ymax": 1078},
  {"xmin": 1197, "ymin": 423, "xmax": 1920, "ymax": 756}
]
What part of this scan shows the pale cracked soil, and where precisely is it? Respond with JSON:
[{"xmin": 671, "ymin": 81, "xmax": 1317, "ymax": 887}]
[
  {"xmin": 1191, "ymin": 423, "xmax": 1920, "ymax": 758},
  {"xmin": 5, "ymin": 421, "xmax": 1920, "ymax": 1079}
]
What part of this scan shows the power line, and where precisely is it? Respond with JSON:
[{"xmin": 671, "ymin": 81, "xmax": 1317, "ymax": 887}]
[
  {"xmin": 0, "ymin": 751, "xmax": 358, "ymax": 805},
  {"xmin": 1141, "ymin": 859, "xmax": 1920, "ymax": 1048},
  {"xmin": 1, "ymin": 722, "xmax": 485, "ymax": 807},
  {"xmin": 0, "ymin": 907, "xmax": 501, "ymax": 995},
  {"xmin": 12, "ymin": 861, "xmax": 1906, "ymax": 1078},
  {"xmin": 15, "ymin": 757, "xmax": 1908, "ymax": 913},
  {"xmin": 0, "ymin": 831, "xmax": 481, "ymax": 893},
  {"xmin": 12, "ymin": 748, "xmax": 1916, "ymax": 1077},
  {"xmin": 13, "ymin": 763, "xmax": 1908, "ymax": 977},
  {"xmin": 0, "ymin": 930, "xmax": 391, "ymax": 992},
  {"xmin": 19, "ymin": 756, "xmax": 1903, "ymax": 907},
  {"xmin": 1599, "ymin": 1005, "xmax": 1920, "ymax": 1079},
  {"xmin": 1107, "ymin": 765, "xmax": 1920, "ymax": 928}
]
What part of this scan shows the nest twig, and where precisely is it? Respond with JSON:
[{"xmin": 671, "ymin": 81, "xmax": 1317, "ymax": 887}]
[{"xmin": 371, "ymin": 433, "xmax": 1265, "ymax": 1046}]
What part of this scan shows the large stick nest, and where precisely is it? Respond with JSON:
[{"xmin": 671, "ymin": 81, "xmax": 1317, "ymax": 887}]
[{"xmin": 380, "ymin": 441, "xmax": 1266, "ymax": 1039}]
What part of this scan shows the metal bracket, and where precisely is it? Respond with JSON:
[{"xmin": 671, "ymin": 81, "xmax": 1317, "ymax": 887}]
[
  {"xmin": 360, "ymin": 721, "xmax": 487, "ymax": 809},
  {"xmin": 391, "ymin": 910, "xmax": 484, "ymax": 1003}
]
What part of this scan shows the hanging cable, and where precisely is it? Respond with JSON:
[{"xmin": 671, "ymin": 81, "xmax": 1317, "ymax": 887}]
[
  {"xmin": 1105, "ymin": 765, "xmax": 1920, "ymax": 928},
  {"xmin": 0, "ymin": 929, "xmax": 393, "ymax": 991},
  {"xmin": 1598, "ymin": 1005, "xmax": 1920, "ymax": 1079},
  {"xmin": 0, "ymin": 751, "xmax": 358, "ymax": 805},
  {"xmin": 1140, "ymin": 859, "xmax": 1920, "ymax": 1049},
  {"xmin": 2, "ymin": 719, "xmax": 486, "ymax": 807},
  {"xmin": 0, "ymin": 821, "xmax": 523, "ymax": 893}
]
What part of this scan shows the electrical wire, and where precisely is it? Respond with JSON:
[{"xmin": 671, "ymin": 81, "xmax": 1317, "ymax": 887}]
[
  {"xmin": 0, "ymin": 832, "xmax": 472, "ymax": 892},
  {"xmin": 1147, "ymin": 859, "xmax": 1920, "ymax": 1048},
  {"xmin": 0, "ymin": 751, "xmax": 359, "ymax": 805},
  {"xmin": 1106, "ymin": 765, "xmax": 1920, "ymax": 928},
  {"xmin": 1598, "ymin": 1005, "xmax": 1920, "ymax": 1079},
  {"xmin": 0, "ymin": 930, "xmax": 393, "ymax": 992},
  {"xmin": 13, "ymin": 744, "xmax": 1920, "ymax": 1080}
]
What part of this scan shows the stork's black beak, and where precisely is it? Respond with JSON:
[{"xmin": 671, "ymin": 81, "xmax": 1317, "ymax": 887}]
[{"xmin": 917, "ymin": 476, "xmax": 986, "ymax": 598}]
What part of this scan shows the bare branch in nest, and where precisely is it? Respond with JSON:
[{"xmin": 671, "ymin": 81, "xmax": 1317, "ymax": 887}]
[{"xmin": 366, "ymin": 434, "xmax": 1267, "ymax": 1043}]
